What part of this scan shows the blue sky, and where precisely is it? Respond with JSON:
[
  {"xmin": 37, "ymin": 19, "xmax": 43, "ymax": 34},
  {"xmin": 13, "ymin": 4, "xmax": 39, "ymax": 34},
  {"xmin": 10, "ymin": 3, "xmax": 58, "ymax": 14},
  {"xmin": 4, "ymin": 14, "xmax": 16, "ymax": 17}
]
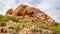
[{"xmin": 0, "ymin": 0, "xmax": 60, "ymax": 23}]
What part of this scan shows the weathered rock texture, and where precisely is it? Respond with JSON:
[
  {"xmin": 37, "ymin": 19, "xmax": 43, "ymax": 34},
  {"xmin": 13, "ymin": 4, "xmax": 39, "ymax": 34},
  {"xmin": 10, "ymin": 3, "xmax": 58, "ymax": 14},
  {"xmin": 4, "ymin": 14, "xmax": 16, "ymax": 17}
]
[
  {"xmin": 6, "ymin": 8, "xmax": 13, "ymax": 15},
  {"xmin": 6, "ymin": 4, "xmax": 57, "ymax": 25}
]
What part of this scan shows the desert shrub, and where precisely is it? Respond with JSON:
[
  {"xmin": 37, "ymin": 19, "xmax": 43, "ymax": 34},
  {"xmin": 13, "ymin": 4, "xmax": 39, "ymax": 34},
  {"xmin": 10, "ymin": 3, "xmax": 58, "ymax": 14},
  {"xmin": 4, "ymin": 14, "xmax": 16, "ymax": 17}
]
[
  {"xmin": 18, "ymin": 18, "xmax": 33, "ymax": 28},
  {"xmin": 31, "ymin": 22, "xmax": 48, "ymax": 32},
  {"xmin": 15, "ymin": 23, "xmax": 22, "ymax": 31},
  {"xmin": 0, "ymin": 21, "xmax": 6, "ymax": 26},
  {"xmin": 26, "ymin": 21, "xmax": 33, "ymax": 27},
  {"xmin": 8, "ymin": 23, "xmax": 23, "ymax": 31},
  {"xmin": 49, "ymin": 25, "xmax": 60, "ymax": 34},
  {"xmin": 3, "ymin": 15, "xmax": 16, "ymax": 21},
  {"xmin": 0, "ymin": 15, "xmax": 4, "ymax": 21},
  {"xmin": 7, "ymin": 23, "xmax": 15, "ymax": 29}
]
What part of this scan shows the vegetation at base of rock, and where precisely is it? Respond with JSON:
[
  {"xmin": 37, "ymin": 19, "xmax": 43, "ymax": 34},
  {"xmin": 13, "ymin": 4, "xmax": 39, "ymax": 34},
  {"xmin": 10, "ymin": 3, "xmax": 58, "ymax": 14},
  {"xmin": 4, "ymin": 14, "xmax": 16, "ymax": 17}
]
[
  {"xmin": 0, "ymin": 21, "xmax": 6, "ymax": 26},
  {"xmin": 3, "ymin": 15, "xmax": 16, "ymax": 21},
  {"xmin": 15, "ymin": 23, "xmax": 23, "ymax": 31},
  {"xmin": 0, "ymin": 15, "xmax": 60, "ymax": 34},
  {"xmin": 7, "ymin": 23, "xmax": 15, "ymax": 29},
  {"xmin": 18, "ymin": 18, "xmax": 33, "ymax": 27},
  {"xmin": 49, "ymin": 25, "xmax": 60, "ymax": 34},
  {"xmin": 0, "ymin": 15, "xmax": 16, "ymax": 22},
  {"xmin": 32, "ymin": 22, "xmax": 48, "ymax": 31},
  {"xmin": 0, "ymin": 15, "xmax": 4, "ymax": 20}
]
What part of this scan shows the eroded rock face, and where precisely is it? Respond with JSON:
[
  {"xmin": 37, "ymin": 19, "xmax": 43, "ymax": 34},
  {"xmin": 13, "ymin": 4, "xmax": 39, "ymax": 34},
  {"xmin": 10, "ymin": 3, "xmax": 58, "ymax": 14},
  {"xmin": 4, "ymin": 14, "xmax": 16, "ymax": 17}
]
[
  {"xmin": 6, "ymin": 4, "xmax": 57, "ymax": 25},
  {"xmin": 6, "ymin": 8, "xmax": 13, "ymax": 15},
  {"xmin": 12, "ymin": 4, "xmax": 28, "ymax": 16}
]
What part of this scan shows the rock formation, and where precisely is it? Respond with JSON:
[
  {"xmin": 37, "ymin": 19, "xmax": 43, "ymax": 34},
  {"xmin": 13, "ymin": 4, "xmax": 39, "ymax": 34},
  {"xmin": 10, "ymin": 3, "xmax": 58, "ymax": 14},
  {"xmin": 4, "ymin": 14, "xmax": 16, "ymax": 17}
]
[
  {"xmin": 6, "ymin": 8, "xmax": 13, "ymax": 15},
  {"xmin": 6, "ymin": 4, "xmax": 57, "ymax": 25}
]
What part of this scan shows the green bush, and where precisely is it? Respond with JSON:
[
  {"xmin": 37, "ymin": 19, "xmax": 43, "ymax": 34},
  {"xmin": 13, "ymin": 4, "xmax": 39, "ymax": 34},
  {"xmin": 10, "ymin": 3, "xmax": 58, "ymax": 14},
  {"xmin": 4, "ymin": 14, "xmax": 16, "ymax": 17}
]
[
  {"xmin": 18, "ymin": 18, "xmax": 33, "ymax": 28},
  {"xmin": 26, "ymin": 21, "xmax": 33, "ymax": 26},
  {"xmin": 49, "ymin": 25, "xmax": 60, "ymax": 34},
  {"xmin": 0, "ymin": 21, "xmax": 6, "ymax": 26},
  {"xmin": 15, "ymin": 23, "xmax": 22, "ymax": 31},
  {"xmin": 3, "ymin": 15, "xmax": 16, "ymax": 21},
  {"xmin": 31, "ymin": 22, "xmax": 46, "ymax": 31},
  {"xmin": 7, "ymin": 23, "xmax": 23, "ymax": 32},
  {"xmin": 0, "ymin": 15, "xmax": 4, "ymax": 21},
  {"xmin": 7, "ymin": 23, "xmax": 15, "ymax": 29}
]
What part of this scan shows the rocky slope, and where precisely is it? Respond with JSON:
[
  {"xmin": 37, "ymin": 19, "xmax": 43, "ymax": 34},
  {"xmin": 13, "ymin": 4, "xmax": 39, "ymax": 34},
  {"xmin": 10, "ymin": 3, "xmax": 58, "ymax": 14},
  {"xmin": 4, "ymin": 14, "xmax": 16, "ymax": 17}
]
[{"xmin": 0, "ymin": 4, "xmax": 60, "ymax": 34}]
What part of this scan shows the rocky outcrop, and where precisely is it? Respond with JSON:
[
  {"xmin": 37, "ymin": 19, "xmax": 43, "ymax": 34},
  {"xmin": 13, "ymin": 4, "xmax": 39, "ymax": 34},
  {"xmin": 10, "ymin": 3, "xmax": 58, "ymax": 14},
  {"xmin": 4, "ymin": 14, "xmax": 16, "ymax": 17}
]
[
  {"xmin": 6, "ymin": 8, "xmax": 13, "ymax": 15},
  {"xmin": 6, "ymin": 4, "xmax": 57, "ymax": 25}
]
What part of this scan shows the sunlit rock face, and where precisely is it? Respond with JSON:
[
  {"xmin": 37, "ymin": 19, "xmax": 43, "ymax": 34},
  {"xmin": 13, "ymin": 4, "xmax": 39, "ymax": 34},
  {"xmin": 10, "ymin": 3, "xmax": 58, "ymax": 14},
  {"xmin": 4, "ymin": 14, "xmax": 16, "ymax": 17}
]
[{"xmin": 6, "ymin": 4, "xmax": 57, "ymax": 25}]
